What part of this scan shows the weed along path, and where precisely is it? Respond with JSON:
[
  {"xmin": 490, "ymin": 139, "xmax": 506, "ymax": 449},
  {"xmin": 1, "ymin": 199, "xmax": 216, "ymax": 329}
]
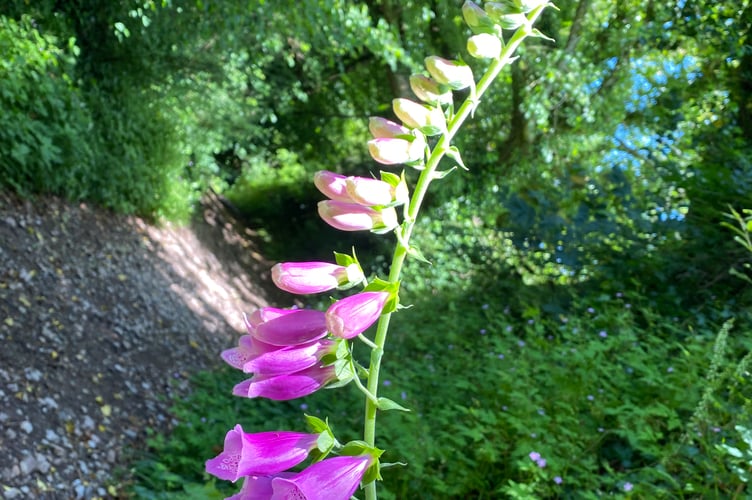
[{"xmin": 0, "ymin": 192, "xmax": 274, "ymax": 498}]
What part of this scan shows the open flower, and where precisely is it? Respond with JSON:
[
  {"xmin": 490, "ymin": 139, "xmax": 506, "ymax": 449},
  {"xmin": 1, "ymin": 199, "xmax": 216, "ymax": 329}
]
[
  {"xmin": 272, "ymin": 261, "xmax": 363, "ymax": 294},
  {"xmin": 233, "ymin": 364, "xmax": 338, "ymax": 400},
  {"xmin": 270, "ymin": 455, "xmax": 374, "ymax": 500},
  {"xmin": 318, "ymin": 201, "xmax": 398, "ymax": 232},
  {"xmin": 326, "ymin": 291, "xmax": 390, "ymax": 339},
  {"xmin": 221, "ymin": 335, "xmax": 279, "ymax": 371},
  {"xmin": 243, "ymin": 339, "xmax": 338, "ymax": 376},
  {"xmin": 252, "ymin": 309, "xmax": 328, "ymax": 346},
  {"xmin": 227, "ymin": 474, "xmax": 294, "ymax": 500},
  {"xmin": 205, "ymin": 425, "xmax": 319, "ymax": 481}
]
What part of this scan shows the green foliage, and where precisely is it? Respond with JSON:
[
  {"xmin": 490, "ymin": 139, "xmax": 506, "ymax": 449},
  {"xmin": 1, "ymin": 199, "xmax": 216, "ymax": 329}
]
[
  {"xmin": 0, "ymin": 15, "xmax": 95, "ymax": 197},
  {"xmin": 132, "ymin": 289, "xmax": 751, "ymax": 498}
]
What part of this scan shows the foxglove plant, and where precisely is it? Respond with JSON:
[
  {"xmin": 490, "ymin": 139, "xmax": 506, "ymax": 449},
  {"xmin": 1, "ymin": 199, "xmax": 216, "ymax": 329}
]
[{"xmin": 207, "ymin": 2, "xmax": 554, "ymax": 498}]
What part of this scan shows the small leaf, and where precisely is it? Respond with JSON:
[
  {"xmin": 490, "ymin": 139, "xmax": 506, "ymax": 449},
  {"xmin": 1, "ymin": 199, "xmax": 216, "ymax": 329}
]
[
  {"xmin": 446, "ymin": 146, "xmax": 467, "ymax": 170},
  {"xmin": 305, "ymin": 414, "xmax": 329, "ymax": 434},
  {"xmin": 407, "ymin": 245, "xmax": 432, "ymax": 265},
  {"xmin": 377, "ymin": 397, "xmax": 411, "ymax": 412}
]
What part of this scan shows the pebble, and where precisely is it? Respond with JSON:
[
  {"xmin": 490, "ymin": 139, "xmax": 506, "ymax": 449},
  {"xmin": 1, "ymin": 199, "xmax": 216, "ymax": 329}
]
[{"xmin": 0, "ymin": 194, "xmax": 252, "ymax": 497}]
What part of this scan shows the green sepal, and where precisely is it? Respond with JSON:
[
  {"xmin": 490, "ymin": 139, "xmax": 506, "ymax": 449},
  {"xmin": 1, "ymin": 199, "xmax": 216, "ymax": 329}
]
[
  {"xmin": 380, "ymin": 171, "xmax": 401, "ymax": 187},
  {"xmin": 419, "ymin": 124, "xmax": 444, "ymax": 136},
  {"xmin": 363, "ymin": 278, "xmax": 400, "ymax": 314},
  {"xmin": 407, "ymin": 245, "xmax": 432, "ymax": 265},
  {"xmin": 304, "ymin": 414, "xmax": 330, "ymax": 434},
  {"xmin": 334, "ymin": 358, "xmax": 353, "ymax": 379},
  {"xmin": 337, "ymin": 443, "xmax": 385, "ymax": 485},
  {"xmin": 315, "ymin": 430, "xmax": 336, "ymax": 455},
  {"xmin": 377, "ymin": 397, "xmax": 412, "ymax": 412},
  {"xmin": 446, "ymin": 146, "xmax": 468, "ymax": 170},
  {"xmin": 362, "ymin": 460, "xmax": 382, "ymax": 485},
  {"xmin": 333, "ymin": 250, "xmax": 357, "ymax": 267},
  {"xmin": 319, "ymin": 338, "xmax": 348, "ymax": 366},
  {"xmin": 325, "ymin": 358, "xmax": 354, "ymax": 389}
]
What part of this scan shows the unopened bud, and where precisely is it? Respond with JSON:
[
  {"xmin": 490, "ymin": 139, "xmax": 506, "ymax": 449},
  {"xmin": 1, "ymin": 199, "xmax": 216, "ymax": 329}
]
[
  {"xmin": 392, "ymin": 98, "xmax": 446, "ymax": 136},
  {"xmin": 462, "ymin": 1, "xmax": 497, "ymax": 34},
  {"xmin": 368, "ymin": 117, "xmax": 410, "ymax": 138},
  {"xmin": 409, "ymin": 74, "xmax": 452, "ymax": 105},
  {"xmin": 424, "ymin": 56, "xmax": 475, "ymax": 90},
  {"xmin": 467, "ymin": 34, "xmax": 502, "ymax": 59},
  {"xmin": 368, "ymin": 134, "xmax": 425, "ymax": 165}
]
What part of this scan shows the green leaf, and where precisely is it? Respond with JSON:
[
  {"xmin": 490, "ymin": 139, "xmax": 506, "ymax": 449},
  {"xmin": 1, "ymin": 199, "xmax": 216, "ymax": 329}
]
[
  {"xmin": 377, "ymin": 397, "xmax": 412, "ymax": 412},
  {"xmin": 304, "ymin": 414, "xmax": 329, "ymax": 434},
  {"xmin": 445, "ymin": 146, "xmax": 468, "ymax": 170}
]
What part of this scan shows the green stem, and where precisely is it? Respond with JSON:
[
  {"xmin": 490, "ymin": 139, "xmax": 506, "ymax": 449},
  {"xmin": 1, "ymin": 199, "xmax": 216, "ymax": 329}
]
[{"xmin": 362, "ymin": 11, "xmax": 545, "ymax": 499}]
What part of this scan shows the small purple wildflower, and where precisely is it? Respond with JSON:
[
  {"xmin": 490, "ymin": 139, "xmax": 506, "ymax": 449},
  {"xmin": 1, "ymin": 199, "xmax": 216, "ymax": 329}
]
[
  {"xmin": 529, "ymin": 451, "xmax": 541, "ymax": 461},
  {"xmin": 401, "ymin": 391, "xmax": 407, "ymax": 400},
  {"xmin": 624, "ymin": 482, "xmax": 633, "ymax": 492},
  {"xmin": 498, "ymin": 353, "xmax": 505, "ymax": 359},
  {"xmin": 712, "ymin": 426, "xmax": 721, "ymax": 433},
  {"xmin": 599, "ymin": 330, "xmax": 607, "ymax": 338},
  {"xmin": 598, "ymin": 427, "xmax": 604, "ymax": 433},
  {"xmin": 587, "ymin": 395, "xmax": 594, "ymax": 401},
  {"xmin": 517, "ymin": 340, "xmax": 526, "ymax": 347},
  {"xmin": 502, "ymin": 405, "xmax": 508, "ymax": 411},
  {"xmin": 616, "ymin": 292, "xmax": 623, "ymax": 298},
  {"xmin": 667, "ymin": 366, "xmax": 674, "ymax": 373},
  {"xmin": 537, "ymin": 409, "xmax": 545, "ymax": 415},
  {"xmin": 300, "ymin": 403, "xmax": 309, "ymax": 410},
  {"xmin": 482, "ymin": 303, "xmax": 489, "ymax": 310},
  {"xmin": 587, "ymin": 307, "xmax": 595, "ymax": 314},
  {"xmin": 625, "ymin": 303, "xmax": 632, "ymax": 308},
  {"xmin": 383, "ymin": 380, "xmax": 392, "ymax": 386},
  {"xmin": 527, "ymin": 319, "xmax": 535, "ymax": 325},
  {"xmin": 505, "ymin": 325, "xmax": 513, "ymax": 333},
  {"xmin": 480, "ymin": 328, "xmax": 487, "ymax": 335},
  {"xmin": 554, "ymin": 476, "xmax": 563, "ymax": 485},
  {"xmin": 536, "ymin": 458, "xmax": 547, "ymax": 468}
]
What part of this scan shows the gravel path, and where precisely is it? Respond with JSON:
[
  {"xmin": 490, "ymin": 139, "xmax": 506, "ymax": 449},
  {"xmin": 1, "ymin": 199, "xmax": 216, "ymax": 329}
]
[{"xmin": 0, "ymin": 193, "xmax": 275, "ymax": 499}]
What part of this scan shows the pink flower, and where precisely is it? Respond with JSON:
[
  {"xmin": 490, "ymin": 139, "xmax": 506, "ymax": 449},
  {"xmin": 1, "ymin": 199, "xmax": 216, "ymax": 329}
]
[
  {"xmin": 270, "ymin": 455, "xmax": 373, "ymax": 500},
  {"xmin": 227, "ymin": 474, "xmax": 294, "ymax": 500},
  {"xmin": 313, "ymin": 171, "xmax": 352, "ymax": 202},
  {"xmin": 317, "ymin": 200, "xmax": 398, "ymax": 232},
  {"xmin": 233, "ymin": 364, "xmax": 337, "ymax": 400},
  {"xmin": 409, "ymin": 74, "xmax": 452, "ymax": 105},
  {"xmin": 272, "ymin": 261, "xmax": 363, "ymax": 295},
  {"xmin": 221, "ymin": 335, "xmax": 279, "ymax": 370},
  {"xmin": 326, "ymin": 291, "xmax": 390, "ymax": 339},
  {"xmin": 344, "ymin": 176, "xmax": 397, "ymax": 206},
  {"xmin": 243, "ymin": 339, "xmax": 337, "ymax": 376},
  {"xmin": 252, "ymin": 309, "xmax": 328, "ymax": 346},
  {"xmin": 368, "ymin": 117, "xmax": 410, "ymax": 138},
  {"xmin": 244, "ymin": 308, "xmax": 298, "ymax": 332},
  {"xmin": 205, "ymin": 425, "xmax": 318, "ymax": 481},
  {"xmin": 367, "ymin": 136, "xmax": 425, "ymax": 165}
]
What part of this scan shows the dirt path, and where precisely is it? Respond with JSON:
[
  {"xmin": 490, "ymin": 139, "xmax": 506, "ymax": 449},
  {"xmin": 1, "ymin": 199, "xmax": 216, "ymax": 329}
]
[{"xmin": 0, "ymin": 192, "xmax": 276, "ymax": 499}]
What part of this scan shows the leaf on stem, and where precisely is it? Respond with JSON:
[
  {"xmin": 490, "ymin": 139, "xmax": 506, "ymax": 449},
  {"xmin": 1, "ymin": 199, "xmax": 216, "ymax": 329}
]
[{"xmin": 377, "ymin": 397, "xmax": 411, "ymax": 412}]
